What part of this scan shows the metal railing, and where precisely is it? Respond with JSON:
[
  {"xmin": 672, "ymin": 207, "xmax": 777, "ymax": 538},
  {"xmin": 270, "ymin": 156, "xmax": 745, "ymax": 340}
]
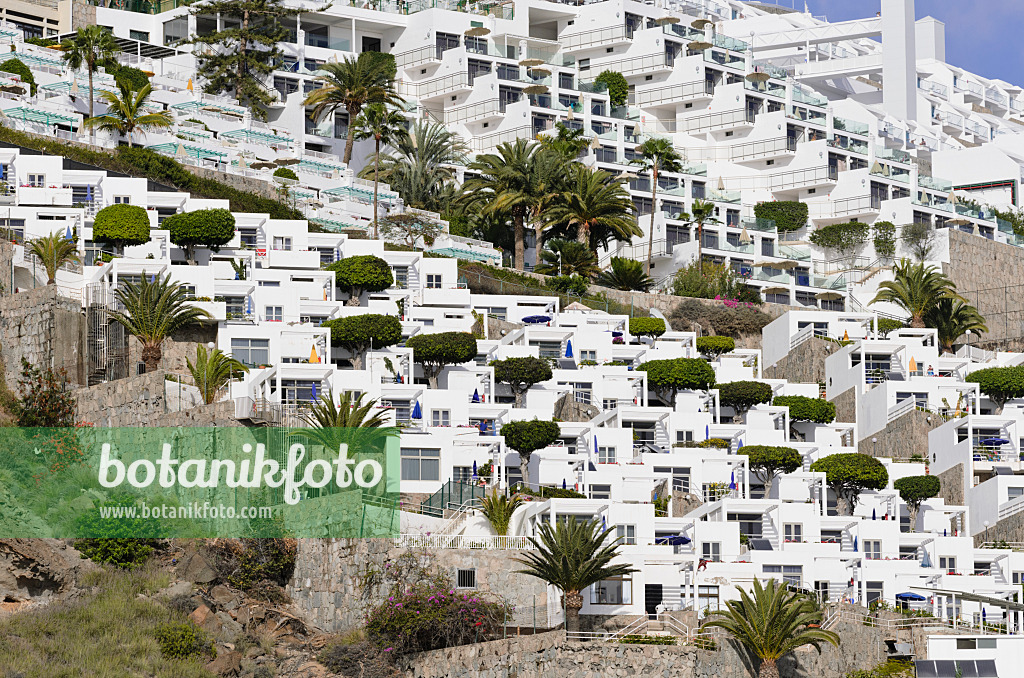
[
  {"xmin": 393, "ymin": 534, "xmax": 534, "ymax": 550},
  {"xmin": 679, "ymin": 108, "xmax": 752, "ymax": 134},
  {"xmin": 562, "ymin": 25, "xmax": 632, "ymax": 51},
  {"xmin": 632, "ymin": 80, "xmax": 711, "ymax": 108}
]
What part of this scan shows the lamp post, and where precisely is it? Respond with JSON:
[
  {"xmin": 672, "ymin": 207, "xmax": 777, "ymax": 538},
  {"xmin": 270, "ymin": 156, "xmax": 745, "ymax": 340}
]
[
  {"xmin": 206, "ymin": 341, "xmax": 215, "ymax": 404},
  {"xmin": 872, "ymin": 437, "xmax": 877, "ymax": 456},
  {"xmin": 557, "ymin": 250, "xmax": 562, "ymax": 277},
  {"xmin": 984, "ymin": 520, "xmax": 990, "ymax": 545}
]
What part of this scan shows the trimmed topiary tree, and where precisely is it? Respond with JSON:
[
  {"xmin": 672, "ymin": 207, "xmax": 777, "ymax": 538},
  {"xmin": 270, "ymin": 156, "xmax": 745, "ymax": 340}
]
[
  {"xmin": 753, "ymin": 201, "xmax": 809, "ymax": 233},
  {"xmin": 595, "ymin": 70, "xmax": 628, "ymax": 107},
  {"xmin": 406, "ymin": 331, "xmax": 477, "ymax": 389},
  {"xmin": 273, "ymin": 166, "xmax": 298, "ymax": 181},
  {"xmin": 808, "ymin": 222, "xmax": 870, "ymax": 259},
  {"xmin": 500, "ymin": 419, "xmax": 560, "ymax": 487},
  {"xmin": 325, "ymin": 255, "xmax": 394, "ymax": 306},
  {"xmin": 965, "ymin": 366, "xmax": 1024, "ymax": 414},
  {"xmin": 696, "ymin": 335, "xmax": 735, "ymax": 359},
  {"xmin": 809, "ymin": 453, "xmax": 888, "ymax": 515},
  {"xmin": 773, "ymin": 395, "xmax": 836, "ymax": 424},
  {"xmin": 0, "ymin": 58, "xmax": 36, "ymax": 95},
  {"xmin": 894, "ymin": 475, "xmax": 940, "ymax": 532},
  {"xmin": 718, "ymin": 381, "xmax": 774, "ymax": 423},
  {"xmin": 492, "ymin": 356, "xmax": 553, "ymax": 408},
  {"xmin": 876, "ymin": 317, "xmax": 906, "ymax": 338},
  {"xmin": 630, "ymin": 317, "xmax": 667, "ymax": 344},
  {"xmin": 165, "ymin": 208, "xmax": 235, "ymax": 262},
  {"xmin": 323, "ymin": 314, "xmax": 403, "ymax": 370},
  {"xmin": 638, "ymin": 357, "xmax": 715, "ymax": 407},
  {"xmin": 739, "ymin": 445, "xmax": 802, "ymax": 495},
  {"xmin": 113, "ymin": 65, "xmax": 150, "ymax": 92},
  {"xmin": 93, "ymin": 203, "xmax": 151, "ymax": 252}
]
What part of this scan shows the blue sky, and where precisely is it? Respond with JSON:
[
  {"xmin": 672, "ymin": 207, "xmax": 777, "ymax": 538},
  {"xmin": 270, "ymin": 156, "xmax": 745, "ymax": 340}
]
[{"xmin": 761, "ymin": 1, "xmax": 1023, "ymax": 86}]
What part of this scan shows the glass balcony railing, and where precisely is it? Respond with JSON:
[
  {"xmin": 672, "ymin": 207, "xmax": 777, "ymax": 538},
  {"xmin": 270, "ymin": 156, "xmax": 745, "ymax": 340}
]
[
  {"xmin": 742, "ymin": 218, "xmax": 777, "ymax": 233},
  {"xmin": 792, "ymin": 87, "xmax": 827, "ymax": 108},
  {"xmin": 918, "ymin": 175, "xmax": 953, "ymax": 192},
  {"xmin": 875, "ymin": 145, "xmax": 912, "ymax": 164},
  {"xmin": 918, "ymin": 79, "xmax": 948, "ymax": 99},
  {"xmin": 304, "ymin": 35, "xmax": 351, "ymax": 51},
  {"xmin": 833, "ymin": 117, "xmax": 870, "ymax": 136}
]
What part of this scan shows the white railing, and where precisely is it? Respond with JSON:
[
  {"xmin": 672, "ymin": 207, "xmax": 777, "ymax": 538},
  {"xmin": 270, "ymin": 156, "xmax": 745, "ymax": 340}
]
[
  {"xmin": 444, "ymin": 98, "xmax": 502, "ymax": 126},
  {"xmin": 561, "ymin": 24, "xmax": 632, "ymax": 51},
  {"xmin": 887, "ymin": 396, "xmax": 916, "ymax": 423},
  {"xmin": 790, "ymin": 324, "xmax": 814, "ymax": 350},
  {"xmin": 679, "ymin": 108, "xmax": 750, "ymax": 134},
  {"xmin": 392, "ymin": 534, "xmax": 535, "ymax": 550},
  {"xmin": 770, "ymin": 165, "xmax": 834, "ymax": 190},
  {"xmin": 633, "ymin": 80, "xmax": 710, "ymax": 108},
  {"xmin": 729, "ymin": 136, "xmax": 794, "ymax": 162},
  {"xmin": 470, "ymin": 125, "xmax": 533, "ymax": 153},
  {"xmin": 998, "ymin": 496, "xmax": 1024, "ymax": 521}
]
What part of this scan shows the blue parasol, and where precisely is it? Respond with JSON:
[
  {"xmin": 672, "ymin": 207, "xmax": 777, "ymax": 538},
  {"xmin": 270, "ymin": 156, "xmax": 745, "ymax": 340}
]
[
  {"xmin": 896, "ymin": 592, "xmax": 926, "ymax": 601},
  {"xmin": 472, "ymin": 460, "xmax": 478, "ymax": 477},
  {"xmin": 729, "ymin": 471, "xmax": 736, "ymax": 491},
  {"xmin": 565, "ymin": 340, "xmax": 573, "ymax": 358},
  {"xmin": 921, "ymin": 550, "xmax": 932, "ymax": 568},
  {"xmin": 872, "ymin": 508, "xmax": 877, "ymax": 520},
  {"xmin": 472, "ymin": 389, "xmax": 480, "ymax": 403},
  {"xmin": 853, "ymin": 536, "xmax": 858, "ymax": 552},
  {"xmin": 310, "ymin": 382, "xmax": 317, "ymax": 401},
  {"xmin": 246, "ymin": 296, "xmax": 253, "ymax": 315},
  {"xmin": 562, "ymin": 479, "xmax": 567, "ymax": 490},
  {"xmin": 65, "ymin": 225, "xmax": 73, "ymax": 242},
  {"xmin": 656, "ymin": 535, "xmax": 691, "ymax": 546},
  {"xmin": 612, "ymin": 331, "xmax": 623, "ymax": 337},
  {"xmin": 522, "ymin": 315, "xmax": 551, "ymax": 324},
  {"xmin": 86, "ymin": 184, "xmax": 92, "ymax": 202},
  {"xmin": 981, "ymin": 438, "xmax": 1010, "ymax": 446},
  {"xmin": 411, "ymin": 401, "xmax": 422, "ymax": 419}
]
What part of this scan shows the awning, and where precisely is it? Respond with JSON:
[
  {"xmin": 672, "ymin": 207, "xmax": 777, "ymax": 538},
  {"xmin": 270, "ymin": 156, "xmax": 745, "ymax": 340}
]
[
  {"xmin": 7, "ymin": 52, "xmax": 63, "ymax": 68},
  {"xmin": 222, "ymin": 128, "xmax": 294, "ymax": 146},
  {"xmin": 909, "ymin": 586, "xmax": 1024, "ymax": 612},
  {"xmin": 0, "ymin": 106, "xmax": 79, "ymax": 129},
  {"xmin": 297, "ymin": 158, "xmax": 346, "ymax": 174},
  {"xmin": 323, "ymin": 185, "xmax": 398, "ymax": 202},
  {"xmin": 430, "ymin": 246, "xmax": 500, "ymax": 264},
  {"xmin": 146, "ymin": 142, "xmax": 227, "ymax": 160},
  {"xmin": 170, "ymin": 100, "xmax": 246, "ymax": 116},
  {"xmin": 40, "ymin": 81, "xmax": 118, "ymax": 98},
  {"xmin": 309, "ymin": 218, "xmax": 366, "ymax": 232}
]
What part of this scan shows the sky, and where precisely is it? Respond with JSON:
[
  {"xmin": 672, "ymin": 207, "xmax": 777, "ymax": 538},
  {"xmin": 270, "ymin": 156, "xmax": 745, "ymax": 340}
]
[{"xmin": 756, "ymin": 1, "xmax": 1024, "ymax": 86}]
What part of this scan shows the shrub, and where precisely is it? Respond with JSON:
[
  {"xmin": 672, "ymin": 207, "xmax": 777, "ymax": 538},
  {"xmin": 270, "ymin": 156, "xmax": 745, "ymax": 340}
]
[
  {"xmin": 872, "ymin": 221, "xmax": 897, "ymax": 259},
  {"xmin": 808, "ymin": 222, "xmax": 870, "ymax": 256},
  {"xmin": 406, "ymin": 332, "xmax": 477, "ymax": 388},
  {"xmin": 965, "ymin": 366, "xmax": 1024, "ymax": 413},
  {"xmin": 754, "ymin": 201, "xmax": 808, "ymax": 233},
  {"xmin": 273, "ymin": 166, "xmax": 298, "ymax": 181},
  {"xmin": 595, "ymin": 70, "xmax": 628, "ymax": 107},
  {"xmin": 319, "ymin": 641, "xmax": 401, "ymax": 677},
  {"xmin": 14, "ymin": 358, "xmax": 76, "ymax": 427},
  {"xmin": 501, "ymin": 420, "xmax": 561, "ymax": 456},
  {"xmin": 156, "ymin": 622, "xmax": 216, "ymax": 661},
  {"xmin": 667, "ymin": 298, "xmax": 770, "ymax": 338},
  {"xmin": 696, "ymin": 335, "xmax": 735, "ymax": 359},
  {"xmin": 894, "ymin": 475, "xmax": 940, "ymax": 526},
  {"xmin": 546, "ymin": 274, "xmax": 589, "ymax": 297},
  {"xmin": 0, "ymin": 58, "xmax": 36, "ymax": 95},
  {"xmin": 810, "ymin": 453, "xmax": 888, "ymax": 515},
  {"xmin": 876, "ymin": 317, "xmax": 906, "ymax": 338},
  {"xmin": 671, "ymin": 260, "xmax": 760, "ymax": 303},
  {"xmin": 204, "ymin": 538, "xmax": 297, "ymax": 595},
  {"xmin": 773, "ymin": 395, "xmax": 836, "ymax": 423},
  {"xmin": 739, "ymin": 445, "xmax": 802, "ymax": 489},
  {"xmin": 75, "ymin": 538, "xmax": 156, "ymax": 569},
  {"xmin": 364, "ymin": 582, "xmax": 512, "ymax": 655},
  {"xmin": 326, "ymin": 255, "xmax": 394, "ymax": 305},
  {"xmin": 697, "ymin": 438, "xmax": 730, "ymax": 449},
  {"xmin": 113, "ymin": 65, "xmax": 149, "ymax": 91},
  {"xmin": 492, "ymin": 356, "xmax": 552, "ymax": 408},
  {"xmin": 93, "ymin": 204, "xmax": 151, "ymax": 249},
  {"xmin": 638, "ymin": 358, "xmax": 716, "ymax": 406},
  {"xmin": 717, "ymin": 381, "xmax": 773, "ymax": 414},
  {"xmin": 518, "ymin": 486, "xmax": 586, "ymax": 499},
  {"xmin": 629, "ymin": 317, "xmax": 666, "ymax": 341},
  {"xmin": 324, "ymin": 314, "xmax": 403, "ymax": 369},
  {"xmin": 165, "ymin": 208, "xmax": 235, "ymax": 261},
  {"xmin": 618, "ymin": 635, "xmax": 677, "ymax": 645}
]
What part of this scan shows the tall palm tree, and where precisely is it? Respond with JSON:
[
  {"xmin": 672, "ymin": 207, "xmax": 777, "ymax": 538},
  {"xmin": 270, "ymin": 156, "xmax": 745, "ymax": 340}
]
[
  {"xmin": 595, "ymin": 257, "xmax": 653, "ymax": 291},
  {"xmin": 353, "ymin": 104, "xmax": 409, "ymax": 238},
  {"xmin": 303, "ymin": 53, "xmax": 404, "ymax": 164},
  {"xmin": 84, "ymin": 82, "xmax": 173, "ymax": 146},
  {"xmin": 871, "ymin": 259, "xmax": 960, "ymax": 328},
  {"xmin": 538, "ymin": 123, "xmax": 589, "ymax": 162},
  {"xmin": 534, "ymin": 240, "xmax": 600, "ymax": 278},
  {"xmin": 462, "ymin": 139, "xmax": 546, "ymax": 270},
  {"xmin": 107, "ymin": 272, "xmax": 211, "ymax": 372},
  {"xmin": 301, "ymin": 390, "xmax": 392, "ymax": 429},
  {"xmin": 543, "ymin": 165, "xmax": 639, "ymax": 249},
  {"xmin": 27, "ymin": 232, "xmax": 79, "ymax": 285},
  {"xmin": 186, "ymin": 344, "xmax": 248, "ymax": 405},
  {"xmin": 703, "ymin": 578, "xmax": 840, "ymax": 678},
  {"xmin": 479, "ymin": 490, "xmax": 524, "ymax": 536},
  {"xmin": 361, "ymin": 121, "xmax": 468, "ymax": 213},
  {"xmin": 630, "ymin": 138, "xmax": 684, "ymax": 275},
  {"xmin": 62, "ymin": 26, "xmax": 119, "ymax": 121},
  {"xmin": 515, "ymin": 517, "xmax": 637, "ymax": 634},
  {"xmin": 689, "ymin": 198, "xmax": 720, "ymax": 274},
  {"xmin": 925, "ymin": 297, "xmax": 988, "ymax": 353}
]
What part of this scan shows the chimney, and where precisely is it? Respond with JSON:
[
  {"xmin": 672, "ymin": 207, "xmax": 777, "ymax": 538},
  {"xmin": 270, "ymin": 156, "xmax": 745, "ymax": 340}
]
[{"xmin": 881, "ymin": 0, "xmax": 917, "ymax": 122}]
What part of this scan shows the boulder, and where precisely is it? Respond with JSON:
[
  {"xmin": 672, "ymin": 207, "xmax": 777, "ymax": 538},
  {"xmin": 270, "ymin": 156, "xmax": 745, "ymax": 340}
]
[
  {"xmin": 179, "ymin": 552, "xmax": 218, "ymax": 584},
  {"xmin": 205, "ymin": 649, "xmax": 242, "ymax": 676}
]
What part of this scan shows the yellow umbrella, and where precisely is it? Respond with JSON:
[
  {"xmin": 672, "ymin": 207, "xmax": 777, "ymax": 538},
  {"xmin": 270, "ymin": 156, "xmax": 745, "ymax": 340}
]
[
  {"xmin": 908, "ymin": 357, "xmax": 918, "ymax": 373},
  {"xmin": 175, "ymin": 143, "xmax": 186, "ymax": 157},
  {"xmin": 843, "ymin": 330, "xmax": 850, "ymax": 341},
  {"xmin": 187, "ymin": 77, "xmax": 193, "ymax": 92},
  {"xmin": 310, "ymin": 345, "xmax": 319, "ymax": 363}
]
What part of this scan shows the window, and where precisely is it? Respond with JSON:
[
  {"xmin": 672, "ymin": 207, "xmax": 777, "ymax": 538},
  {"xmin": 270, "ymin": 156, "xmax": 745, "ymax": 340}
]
[
  {"xmin": 238, "ymin": 228, "xmax": 258, "ymax": 248},
  {"xmin": 113, "ymin": 195, "xmax": 130, "ymax": 204},
  {"xmin": 763, "ymin": 565, "xmax": 803, "ymax": 586},
  {"xmin": 231, "ymin": 338, "xmax": 269, "ymax": 366},
  {"xmin": 265, "ymin": 306, "xmax": 282, "ymax": 322},
  {"xmin": 820, "ymin": 530, "xmax": 842, "ymax": 543},
  {"xmin": 400, "ymin": 448, "xmax": 440, "ymax": 481},
  {"xmin": 598, "ymin": 446, "xmax": 616, "ymax": 464},
  {"xmin": 676, "ymin": 430, "xmax": 693, "ymax": 445},
  {"xmin": 571, "ymin": 382, "xmax": 593, "ymax": 405},
  {"xmin": 530, "ymin": 341, "xmax": 561, "ymax": 358},
  {"xmin": 164, "ymin": 16, "xmax": 188, "ymax": 45},
  {"xmin": 129, "ymin": 29, "xmax": 150, "ymax": 41},
  {"xmin": 392, "ymin": 266, "xmax": 409, "ymax": 288},
  {"xmin": 697, "ymin": 585, "xmax": 719, "ymax": 611},
  {"xmin": 616, "ymin": 525, "xmax": 636, "ymax": 545},
  {"xmin": 272, "ymin": 236, "xmax": 292, "ymax": 251},
  {"xmin": 865, "ymin": 581, "xmax": 883, "ymax": 607},
  {"xmin": 27, "ymin": 174, "xmax": 45, "ymax": 187},
  {"xmin": 431, "ymin": 409, "xmax": 450, "ymax": 427},
  {"xmin": 702, "ymin": 542, "xmax": 721, "ymax": 562},
  {"xmin": 591, "ymin": 575, "xmax": 632, "ymax": 605},
  {"xmin": 456, "ymin": 568, "xmax": 477, "ymax": 589},
  {"xmin": 940, "ymin": 556, "xmax": 957, "ymax": 573},
  {"xmin": 426, "ymin": 274, "xmax": 442, "ymax": 289},
  {"xmin": 259, "ymin": 281, "xmax": 280, "ymax": 287},
  {"xmin": 590, "ymin": 484, "xmax": 611, "ymax": 499},
  {"xmin": 863, "ymin": 540, "xmax": 881, "ymax": 560},
  {"xmin": 654, "ymin": 467, "xmax": 691, "ymax": 493},
  {"xmin": 180, "ymin": 285, "xmax": 196, "ymax": 299},
  {"xmin": 1010, "ymin": 487, "xmax": 1024, "ymax": 501},
  {"xmin": 784, "ymin": 524, "xmax": 803, "ymax": 543},
  {"xmin": 580, "ymin": 350, "xmax": 597, "ymax": 362}
]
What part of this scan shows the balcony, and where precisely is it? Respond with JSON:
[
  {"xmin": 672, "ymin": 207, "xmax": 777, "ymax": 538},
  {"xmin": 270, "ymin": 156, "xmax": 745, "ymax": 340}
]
[
  {"xmin": 729, "ymin": 136, "xmax": 796, "ymax": 162},
  {"xmin": 769, "ymin": 166, "xmax": 836, "ymax": 192},
  {"xmin": 679, "ymin": 108, "xmax": 754, "ymax": 134},
  {"xmin": 18, "ymin": 185, "xmax": 72, "ymax": 206},
  {"xmin": 632, "ymin": 80, "xmax": 713, "ymax": 108},
  {"xmin": 561, "ymin": 25, "xmax": 632, "ymax": 52},
  {"xmin": 443, "ymin": 98, "xmax": 503, "ymax": 126}
]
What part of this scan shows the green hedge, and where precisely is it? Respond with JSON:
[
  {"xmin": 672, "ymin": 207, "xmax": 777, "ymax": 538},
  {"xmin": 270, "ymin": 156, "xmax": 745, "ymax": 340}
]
[
  {"xmin": 0, "ymin": 124, "xmax": 302, "ymax": 220},
  {"xmin": 273, "ymin": 166, "xmax": 298, "ymax": 180},
  {"xmin": 0, "ymin": 58, "xmax": 36, "ymax": 95},
  {"xmin": 754, "ymin": 201, "xmax": 809, "ymax": 233},
  {"xmin": 595, "ymin": 70, "xmax": 628, "ymax": 107},
  {"xmin": 94, "ymin": 204, "xmax": 151, "ymax": 247}
]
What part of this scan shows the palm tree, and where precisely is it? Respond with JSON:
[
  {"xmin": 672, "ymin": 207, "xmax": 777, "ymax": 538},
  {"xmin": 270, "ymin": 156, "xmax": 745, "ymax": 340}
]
[
  {"xmin": 538, "ymin": 123, "xmax": 589, "ymax": 162},
  {"xmin": 292, "ymin": 390, "xmax": 397, "ymax": 466},
  {"xmin": 84, "ymin": 82, "xmax": 173, "ymax": 146},
  {"xmin": 595, "ymin": 257, "xmax": 654, "ymax": 291},
  {"xmin": 302, "ymin": 53, "xmax": 404, "ymax": 164},
  {"xmin": 186, "ymin": 344, "xmax": 248, "ymax": 404},
  {"xmin": 62, "ymin": 26, "xmax": 119, "ymax": 121},
  {"xmin": 515, "ymin": 517, "xmax": 637, "ymax": 634},
  {"xmin": 543, "ymin": 165, "xmax": 639, "ymax": 249},
  {"xmin": 534, "ymin": 240, "xmax": 600, "ymax": 278},
  {"xmin": 925, "ymin": 297, "xmax": 988, "ymax": 353},
  {"xmin": 107, "ymin": 272, "xmax": 211, "ymax": 372},
  {"xmin": 361, "ymin": 121, "xmax": 468, "ymax": 213},
  {"xmin": 479, "ymin": 490, "xmax": 524, "ymax": 536},
  {"xmin": 689, "ymin": 199, "xmax": 720, "ymax": 274},
  {"xmin": 27, "ymin": 232, "xmax": 79, "ymax": 285},
  {"xmin": 871, "ymin": 259, "xmax": 960, "ymax": 328},
  {"xmin": 630, "ymin": 138, "xmax": 684, "ymax": 275},
  {"xmin": 703, "ymin": 578, "xmax": 840, "ymax": 678},
  {"xmin": 353, "ymin": 104, "xmax": 409, "ymax": 238},
  {"xmin": 462, "ymin": 139, "xmax": 547, "ymax": 271}
]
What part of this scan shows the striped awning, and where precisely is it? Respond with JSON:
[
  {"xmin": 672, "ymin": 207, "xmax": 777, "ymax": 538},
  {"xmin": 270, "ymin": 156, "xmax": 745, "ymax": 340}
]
[
  {"xmin": 0, "ymin": 106, "xmax": 78, "ymax": 128},
  {"xmin": 147, "ymin": 142, "xmax": 227, "ymax": 160},
  {"xmin": 222, "ymin": 128, "xmax": 294, "ymax": 145},
  {"xmin": 430, "ymin": 247, "xmax": 501, "ymax": 263}
]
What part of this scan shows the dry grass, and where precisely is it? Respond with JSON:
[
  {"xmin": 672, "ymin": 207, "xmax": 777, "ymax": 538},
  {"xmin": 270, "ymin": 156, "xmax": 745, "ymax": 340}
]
[{"xmin": 0, "ymin": 563, "xmax": 213, "ymax": 678}]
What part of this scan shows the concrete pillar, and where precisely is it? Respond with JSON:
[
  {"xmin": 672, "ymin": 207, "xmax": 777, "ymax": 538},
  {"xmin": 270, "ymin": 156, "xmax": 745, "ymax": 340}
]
[{"xmin": 881, "ymin": 0, "xmax": 918, "ymax": 122}]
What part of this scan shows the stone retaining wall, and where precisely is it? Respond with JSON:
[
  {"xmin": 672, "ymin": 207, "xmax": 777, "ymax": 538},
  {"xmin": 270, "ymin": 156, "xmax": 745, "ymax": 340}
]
[
  {"xmin": 764, "ymin": 335, "xmax": 837, "ymax": 384},
  {"xmin": 859, "ymin": 408, "xmax": 942, "ymax": 460},
  {"xmin": 74, "ymin": 370, "xmax": 242, "ymax": 427},
  {"xmin": 946, "ymin": 229, "xmax": 1024, "ymax": 348},
  {"xmin": 937, "ymin": 463, "xmax": 965, "ymax": 507},
  {"xmin": 0, "ymin": 285, "xmax": 85, "ymax": 388}
]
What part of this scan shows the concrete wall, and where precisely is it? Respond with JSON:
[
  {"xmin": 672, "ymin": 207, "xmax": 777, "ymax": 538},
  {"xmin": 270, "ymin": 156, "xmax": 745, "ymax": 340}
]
[
  {"xmin": 289, "ymin": 538, "xmax": 554, "ymax": 634},
  {"xmin": 71, "ymin": 0, "xmax": 96, "ymax": 29},
  {"xmin": 0, "ymin": 285, "xmax": 85, "ymax": 389},
  {"xmin": 946, "ymin": 230, "xmax": 1024, "ymax": 350}
]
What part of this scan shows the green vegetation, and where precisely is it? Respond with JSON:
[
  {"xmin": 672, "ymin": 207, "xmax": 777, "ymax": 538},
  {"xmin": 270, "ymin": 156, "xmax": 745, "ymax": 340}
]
[
  {"xmin": 595, "ymin": 70, "xmax": 629, "ymax": 107},
  {"xmin": 894, "ymin": 475, "xmax": 940, "ymax": 531},
  {"xmin": 810, "ymin": 453, "xmax": 888, "ymax": 515},
  {"xmin": 718, "ymin": 381, "xmax": 774, "ymax": 421},
  {"xmin": 325, "ymin": 255, "xmax": 394, "ymax": 306},
  {"xmin": 0, "ymin": 58, "xmax": 36, "ymax": 95},
  {"xmin": 666, "ymin": 297, "xmax": 770, "ymax": 338},
  {"xmin": 671, "ymin": 260, "xmax": 760, "ymax": 303},
  {"xmin": 62, "ymin": 26, "xmax": 119, "ymax": 119},
  {"xmin": 272, "ymin": 166, "xmax": 298, "ymax": 180},
  {"xmin": 515, "ymin": 517, "xmax": 637, "ymax": 633},
  {"xmin": 500, "ymin": 419, "xmax": 560, "ymax": 486},
  {"xmin": 27, "ymin": 232, "xmax": 80, "ymax": 285},
  {"xmin": 85, "ymin": 83, "xmax": 173, "ymax": 146},
  {"xmin": 323, "ymin": 314, "xmax": 403, "ymax": 370},
  {"xmin": 93, "ymin": 204, "xmax": 151, "ymax": 250},
  {"xmin": 165, "ymin": 208, "xmax": 236, "ymax": 262},
  {"xmin": 965, "ymin": 366, "xmax": 1024, "ymax": 414},
  {"xmin": 186, "ymin": 344, "xmax": 248, "ymax": 405},
  {"xmin": 872, "ymin": 221, "xmax": 897, "ymax": 259},
  {"xmin": 871, "ymin": 260, "xmax": 960, "ymax": 328},
  {"xmin": 156, "ymin": 622, "xmax": 216, "ymax": 662},
  {"xmin": 406, "ymin": 332, "xmax": 477, "ymax": 389},
  {"xmin": 900, "ymin": 222, "xmax": 936, "ymax": 261},
  {"xmin": 773, "ymin": 395, "xmax": 836, "ymax": 423},
  {"xmin": 689, "ymin": 199, "xmax": 721, "ymax": 274},
  {"xmin": 492, "ymin": 356, "xmax": 553, "ymax": 408},
  {"xmin": 75, "ymin": 538, "xmax": 156, "ymax": 570},
  {"xmin": 808, "ymin": 222, "xmax": 870, "ymax": 257},
  {"xmin": 754, "ymin": 201, "xmax": 808, "ymax": 233},
  {"xmin": 704, "ymin": 578, "xmax": 839, "ymax": 678},
  {"xmin": 546, "ymin": 274, "xmax": 590, "ymax": 297},
  {"xmin": 629, "ymin": 317, "xmax": 667, "ymax": 342},
  {"xmin": 876, "ymin": 317, "xmax": 906, "ymax": 338},
  {"xmin": 354, "ymin": 103, "xmax": 410, "ymax": 237},
  {"xmin": 638, "ymin": 358, "xmax": 716, "ymax": 406},
  {"xmin": 596, "ymin": 257, "xmax": 654, "ymax": 291},
  {"xmin": 479, "ymin": 490, "xmax": 524, "ymax": 536},
  {"xmin": 542, "ymin": 165, "xmax": 638, "ymax": 248},
  {"xmin": 533, "ymin": 240, "xmax": 600, "ymax": 278},
  {"xmin": 631, "ymin": 138, "xmax": 684, "ymax": 274},
  {"xmin": 925, "ymin": 297, "xmax": 987, "ymax": 353},
  {"xmin": 13, "ymin": 358, "xmax": 77, "ymax": 427},
  {"xmin": 739, "ymin": 445, "xmax": 802, "ymax": 492},
  {"xmin": 698, "ymin": 438, "xmax": 731, "ymax": 449},
  {"xmin": 696, "ymin": 335, "xmax": 735, "ymax": 359}
]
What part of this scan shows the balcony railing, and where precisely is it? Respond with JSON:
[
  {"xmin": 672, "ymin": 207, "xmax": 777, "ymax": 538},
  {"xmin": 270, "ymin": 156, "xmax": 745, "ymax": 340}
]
[{"xmin": 632, "ymin": 80, "xmax": 712, "ymax": 108}]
